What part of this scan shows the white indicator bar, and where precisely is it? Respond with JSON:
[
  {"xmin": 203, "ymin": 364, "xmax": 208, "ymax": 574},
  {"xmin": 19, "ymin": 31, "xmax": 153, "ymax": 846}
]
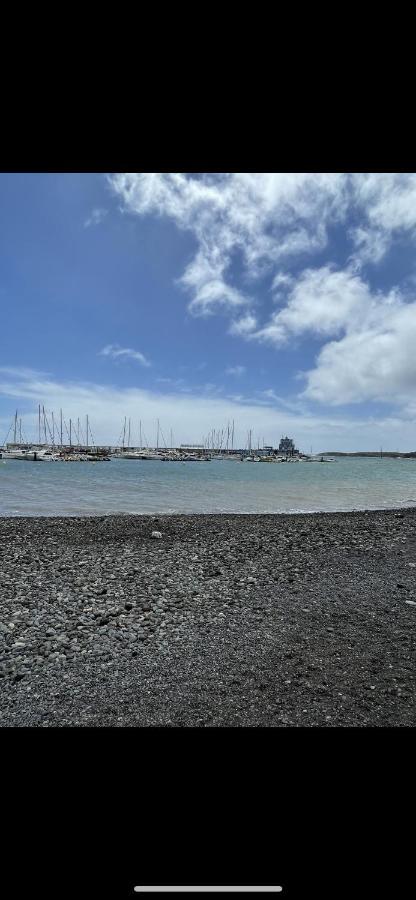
[{"xmin": 134, "ymin": 889, "xmax": 283, "ymax": 894}]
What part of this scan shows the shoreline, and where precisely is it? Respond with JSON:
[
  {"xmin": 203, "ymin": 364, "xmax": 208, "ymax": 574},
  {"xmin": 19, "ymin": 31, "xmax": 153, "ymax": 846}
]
[
  {"xmin": 1, "ymin": 502, "xmax": 416, "ymax": 521},
  {"xmin": 1, "ymin": 508, "xmax": 415, "ymax": 726}
]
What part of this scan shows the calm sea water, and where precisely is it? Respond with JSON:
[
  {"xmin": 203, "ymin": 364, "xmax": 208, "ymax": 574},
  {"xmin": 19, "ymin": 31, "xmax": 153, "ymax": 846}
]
[{"xmin": 2, "ymin": 456, "xmax": 416, "ymax": 517}]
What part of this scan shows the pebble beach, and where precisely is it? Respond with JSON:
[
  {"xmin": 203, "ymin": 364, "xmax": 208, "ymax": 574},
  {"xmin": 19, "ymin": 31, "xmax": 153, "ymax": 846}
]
[{"xmin": 1, "ymin": 510, "xmax": 415, "ymax": 726}]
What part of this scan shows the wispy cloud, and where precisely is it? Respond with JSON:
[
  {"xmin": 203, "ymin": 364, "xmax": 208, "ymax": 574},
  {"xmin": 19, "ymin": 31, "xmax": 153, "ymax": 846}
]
[
  {"xmin": 84, "ymin": 208, "xmax": 108, "ymax": 228},
  {"xmin": 3, "ymin": 366, "xmax": 413, "ymax": 451},
  {"xmin": 350, "ymin": 173, "xmax": 416, "ymax": 264},
  {"xmin": 109, "ymin": 173, "xmax": 348, "ymax": 318},
  {"xmin": 99, "ymin": 344, "xmax": 150, "ymax": 367},
  {"xmin": 225, "ymin": 365, "xmax": 246, "ymax": 376},
  {"xmin": 0, "ymin": 366, "xmax": 51, "ymax": 379},
  {"xmin": 156, "ymin": 377, "xmax": 186, "ymax": 389},
  {"xmin": 229, "ymin": 314, "xmax": 257, "ymax": 337}
]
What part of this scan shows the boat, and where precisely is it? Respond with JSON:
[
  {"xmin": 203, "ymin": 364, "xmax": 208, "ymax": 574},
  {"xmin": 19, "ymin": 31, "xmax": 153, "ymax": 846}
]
[{"xmin": 0, "ymin": 448, "xmax": 60, "ymax": 461}]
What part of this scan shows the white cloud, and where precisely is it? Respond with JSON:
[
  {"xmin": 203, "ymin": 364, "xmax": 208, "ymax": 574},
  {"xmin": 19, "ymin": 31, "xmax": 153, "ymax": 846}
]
[
  {"xmin": 0, "ymin": 366, "xmax": 50, "ymax": 379},
  {"xmin": 254, "ymin": 265, "xmax": 374, "ymax": 345},
  {"xmin": 229, "ymin": 314, "xmax": 257, "ymax": 337},
  {"xmin": 261, "ymin": 267, "xmax": 415, "ymax": 406},
  {"xmin": 107, "ymin": 173, "xmax": 416, "ymax": 338},
  {"xmin": 348, "ymin": 226, "xmax": 389, "ymax": 265},
  {"xmin": 225, "ymin": 365, "xmax": 246, "ymax": 376},
  {"xmin": 240, "ymin": 263, "xmax": 416, "ymax": 408},
  {"xmin": 271, "ymin": 272, "xmax": 294, "ymax": 291},
  {"xmin": 350, "ymin": 173, "xmax": 416, "ymax": 263},
  {"xmin": 84, "ymin": 208, "xmax": 108, "ymax": 228},
  {"xmin": 99, "ymin": 344, "xmax": 150, "ymax": 367},
  {"xmin": 104, "ymin": 174, "xmax": 416, "ymax": 416},
  {"xmin": 303, "ymin": 301, "xmax": 416, "ymax": 405},
  {"xmin": 110, "ymin": 173, "xmax": 348, "ymax": 317},
  {"xmin": 180, "ymin": 251, "xmax": 248, "ymax": 314}
]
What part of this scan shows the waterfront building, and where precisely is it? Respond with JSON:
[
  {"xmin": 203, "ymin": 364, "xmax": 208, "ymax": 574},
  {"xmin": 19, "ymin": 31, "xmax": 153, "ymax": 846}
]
[{"xmin": 278, "ymin": 436, "xmax": 298, "ymax": 456}]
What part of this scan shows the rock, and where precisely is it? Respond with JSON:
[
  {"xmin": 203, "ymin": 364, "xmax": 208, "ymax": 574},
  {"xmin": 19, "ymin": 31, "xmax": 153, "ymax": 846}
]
[
  {"xmin": 151, "ymin": 531, "xmax": 162, "ymax": 539},
  {"xmin": 405, "ymin": 600, "xmax": 416, "ymax": 606}
]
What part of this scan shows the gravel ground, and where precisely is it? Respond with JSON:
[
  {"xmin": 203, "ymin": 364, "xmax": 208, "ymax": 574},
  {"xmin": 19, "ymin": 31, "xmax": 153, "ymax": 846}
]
[{"xmin": 0, "ymin": 510, "xmax": 415, "ymax": 726}]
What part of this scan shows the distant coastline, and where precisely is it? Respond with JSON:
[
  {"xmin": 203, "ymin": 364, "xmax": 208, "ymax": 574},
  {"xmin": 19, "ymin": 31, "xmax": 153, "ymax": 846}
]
[{"xmin": 320, "ymin": 451, "xmax": 416, "ymax": 458}]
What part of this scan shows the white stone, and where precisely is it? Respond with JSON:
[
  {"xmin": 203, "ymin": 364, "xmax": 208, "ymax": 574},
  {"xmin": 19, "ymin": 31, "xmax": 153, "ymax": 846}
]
[{"xmin": 151, "ymin": 531, "xmax": 162, "ymax": 539}]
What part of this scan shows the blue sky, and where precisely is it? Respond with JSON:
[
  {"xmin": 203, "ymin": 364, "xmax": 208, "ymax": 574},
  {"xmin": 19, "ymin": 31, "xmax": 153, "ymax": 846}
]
[{"xmin": 1, "ymin": 172, "xmax": 416, "ymax": 451}]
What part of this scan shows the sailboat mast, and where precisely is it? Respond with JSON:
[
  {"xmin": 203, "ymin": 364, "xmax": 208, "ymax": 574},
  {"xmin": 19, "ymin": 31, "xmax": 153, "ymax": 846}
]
[
  {"xmin": 86, "ymin": 415, "xmax": 89, "ymax": 450},
  {"xmin": 13, "ymin": 410, "xmax": 17, "ymax": 444},
  {"xmin": 231, "ymin": 420, "xmax": 234, "ymax": 452},
  {"xmin": 156, "ymin": 419, "xmax": 159, "ymax": 451},
  {"xmin": 77, "ymin": 417, "xmax": 80, "ymax": 449},
  {"xmin": 139, "ymin": 419, "xmax": 142, "ymax": 450},
  {"xmin": 69, "ymin": 418, "xmax": 72, "ymax": 448},
  {"xmin": 60, "ymin": 409, "xmax": 63, "ymax": 447},
  {"xmin": 43, "ymin": 406, "xmax": 47, "ymax": 444},
  {"xmin": 51, "ymin": 411, "xmax": 55, "ymax": 447},
  {"xmin": 38, "ymin": 404, "xmax": 41, "ymax": 444},
  {"xmin": 128, "ymin": 418, "xmax": 131, "ymax": 448}
]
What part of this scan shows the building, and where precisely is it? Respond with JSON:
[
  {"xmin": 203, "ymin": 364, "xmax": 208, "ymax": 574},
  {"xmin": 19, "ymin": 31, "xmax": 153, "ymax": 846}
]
[{"xmin": 278, "ymin": 436, "xmax": 298, "ymax": 456}]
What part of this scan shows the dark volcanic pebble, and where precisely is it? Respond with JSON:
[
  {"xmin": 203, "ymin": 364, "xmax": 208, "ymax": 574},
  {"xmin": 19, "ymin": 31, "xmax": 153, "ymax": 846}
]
[{"xmin": 0, "ymin": 510, "xmax": 415, "ymax": 726}]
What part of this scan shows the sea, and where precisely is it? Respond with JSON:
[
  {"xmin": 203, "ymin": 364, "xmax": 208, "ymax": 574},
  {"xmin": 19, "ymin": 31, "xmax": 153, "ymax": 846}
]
[{"xmin": 2, "ymin": 456, "xmax": 416, "ymax": 517}]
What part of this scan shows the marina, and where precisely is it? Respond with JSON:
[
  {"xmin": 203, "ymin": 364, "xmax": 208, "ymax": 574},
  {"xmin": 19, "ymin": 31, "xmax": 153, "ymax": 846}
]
[
  {"xmin": 1, "ymin": 409, "xmax": 337, "ymax": 464},
  {"xmin": 2, "ymin": 409, "xmax": 416, "ymax": 516}
]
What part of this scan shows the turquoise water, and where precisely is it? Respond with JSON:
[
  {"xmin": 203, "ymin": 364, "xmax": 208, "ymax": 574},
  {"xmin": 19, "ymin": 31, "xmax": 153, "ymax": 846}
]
[{"xmin": 2, "ymin": 457, "xmax": 416, "ymax": 516}]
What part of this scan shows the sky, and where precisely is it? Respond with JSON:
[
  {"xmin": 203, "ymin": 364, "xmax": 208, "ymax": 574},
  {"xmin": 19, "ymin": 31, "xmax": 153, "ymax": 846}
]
[{"xmin": 1, "ymin": 171, "xmax": 416, "ymax": 451}]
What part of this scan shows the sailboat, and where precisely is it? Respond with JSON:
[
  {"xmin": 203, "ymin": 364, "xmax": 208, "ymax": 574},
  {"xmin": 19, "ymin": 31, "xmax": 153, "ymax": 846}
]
[{"xmin": 242, "ymin": 429, "xmax": 260, "ymax": 461}]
